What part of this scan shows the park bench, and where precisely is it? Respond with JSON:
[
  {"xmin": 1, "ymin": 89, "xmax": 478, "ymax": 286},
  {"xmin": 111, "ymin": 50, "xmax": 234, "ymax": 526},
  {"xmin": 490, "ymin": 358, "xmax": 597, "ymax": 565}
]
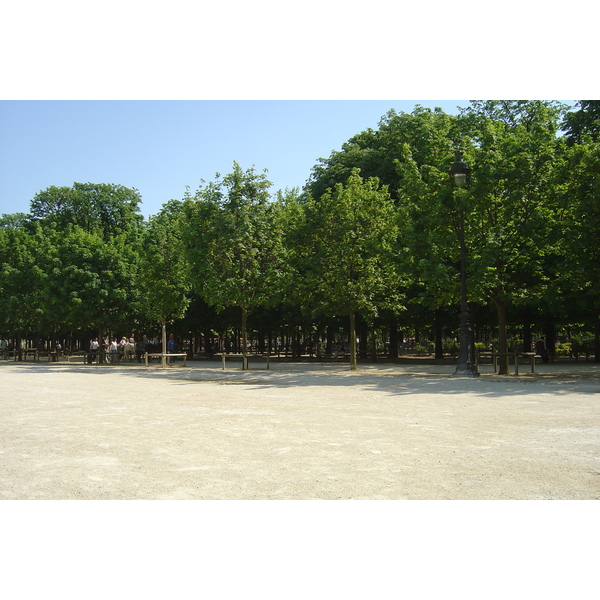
[
  {"xmin": 37, "ymin": 350, "xmax": 60, "ymax": 362},
  {"xmin": 218, "ymin": 353, "xmax": 271, "ymax": 370},
  {"xmin": 477, "ymin": 352, "xmax": 541, "ymax": 375},
  {"xmin": 144, "ymin": 352, "xmax": 188, "ymax": 367},
  {"xmin": 66, "ymin": 352, "xmax": 89, "ymax": 363},
  {"xmin": 14, "ymin": 348, "xmax": 39, "ymax": 361}
]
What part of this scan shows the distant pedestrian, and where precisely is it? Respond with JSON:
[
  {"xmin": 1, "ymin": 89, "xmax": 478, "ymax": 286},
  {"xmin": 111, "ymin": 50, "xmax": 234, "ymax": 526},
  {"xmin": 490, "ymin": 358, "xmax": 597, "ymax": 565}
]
[
  {"xmin": 110, "ymin": 338, "xmax": 118, "ymax": 362},
  {"xmin": 89, "ymin": 338, "xmax": 99, "ymax": 364}
]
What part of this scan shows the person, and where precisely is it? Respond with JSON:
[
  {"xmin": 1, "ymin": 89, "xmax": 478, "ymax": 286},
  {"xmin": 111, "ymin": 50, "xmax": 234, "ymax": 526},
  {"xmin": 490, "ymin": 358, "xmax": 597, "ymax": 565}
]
[
  {"xmin": 110, "ymin": 338, "xmax": 118, "ymax": 362},
  {"xmin": 136, "ymin": 337, "xmax": 146, "ymax": 363},
  {"xmin": 89, "ymin": 338, "xmax": 99, "ymax": 364},
  {"xmin": 535, "ymin": 339, "xmax": 549, "ymax": 363}
]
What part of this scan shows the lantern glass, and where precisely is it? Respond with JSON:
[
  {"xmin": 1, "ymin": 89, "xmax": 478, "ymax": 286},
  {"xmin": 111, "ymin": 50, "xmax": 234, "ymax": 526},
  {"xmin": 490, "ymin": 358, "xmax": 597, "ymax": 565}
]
[{"xmin": 454, "ymin": 172, "xmax": 468, "ymax": 187}]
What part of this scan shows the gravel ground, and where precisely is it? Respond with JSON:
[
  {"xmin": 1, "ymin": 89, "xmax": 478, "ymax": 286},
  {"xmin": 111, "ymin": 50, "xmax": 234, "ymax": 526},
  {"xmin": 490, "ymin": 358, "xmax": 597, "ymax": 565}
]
[{"xmin": 1, "ymin": 359, "xmax": 599, "ymax": 500}]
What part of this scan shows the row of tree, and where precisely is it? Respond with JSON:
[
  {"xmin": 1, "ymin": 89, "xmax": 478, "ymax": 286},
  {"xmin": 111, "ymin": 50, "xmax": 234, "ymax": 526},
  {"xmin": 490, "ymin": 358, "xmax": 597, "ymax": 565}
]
[{"xmin": 1, "ymin": 101, "xmax": 598, "ymax": 372}]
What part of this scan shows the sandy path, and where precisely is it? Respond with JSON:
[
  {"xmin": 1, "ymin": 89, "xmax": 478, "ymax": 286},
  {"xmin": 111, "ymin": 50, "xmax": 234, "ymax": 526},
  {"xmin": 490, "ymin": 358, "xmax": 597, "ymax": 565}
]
[{"xmin": 1, "ymin": 360, "xmax": 599, "ymax": 499}]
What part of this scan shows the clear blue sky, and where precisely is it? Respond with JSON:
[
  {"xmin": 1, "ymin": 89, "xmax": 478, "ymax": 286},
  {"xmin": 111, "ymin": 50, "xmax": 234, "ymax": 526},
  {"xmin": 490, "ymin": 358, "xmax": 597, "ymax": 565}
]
[{"xmin": 0, "ymin": 100, "xmax": 474, "ymax": 218}]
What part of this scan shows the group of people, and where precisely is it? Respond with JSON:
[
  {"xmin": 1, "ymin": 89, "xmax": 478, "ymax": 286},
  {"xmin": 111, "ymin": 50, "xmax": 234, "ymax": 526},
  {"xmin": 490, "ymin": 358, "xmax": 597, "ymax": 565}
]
[
  {"xmin": 87, "ymin": 333, "xmax": 181, "ymax": 363},
  {"xmin": 88, "ymin": 334, "xmax": 151, "ymax": 363}
]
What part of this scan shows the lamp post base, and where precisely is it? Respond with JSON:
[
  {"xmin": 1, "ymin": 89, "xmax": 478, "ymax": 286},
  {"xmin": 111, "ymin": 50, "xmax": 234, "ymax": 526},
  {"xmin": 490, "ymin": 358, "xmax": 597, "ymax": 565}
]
[{"xmin": 453, "ymin": 363, "xmax": 480, "ymax": 377}]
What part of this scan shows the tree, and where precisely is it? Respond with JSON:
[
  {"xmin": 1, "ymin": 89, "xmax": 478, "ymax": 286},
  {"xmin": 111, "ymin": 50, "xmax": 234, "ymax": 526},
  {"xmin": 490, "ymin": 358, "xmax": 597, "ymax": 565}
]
[
  {"xmin": 562, "ymin": 100, "xmax": 600, "ymax": 145},
  {"xmin": 136, "ymin": 201, "xmax": 191, "ymax": 365},
  {"xmin": 0, "ymin": 221, "xmax": 42, "ymax": 348},
  {"xmin": 456, "ymin": 100, "xmax": 569, "ymax": 373},
  {"xmin": 559, "ymin": 120, "xmax": 600, "ymax": 360},
  {"xmin": 306, "ymin": 105, "xmax": 457, "ymax": 203},
  {"xmin": 307, "ymin": 107, "xmax": 469, "ymax": 357},
  {"xmin": 30, "ymin": 221, "xmax": 140, "ymax": 347},
  {"xmin": 28, "ymin": 183, "xmax": 144, "ymax": 342},
  {"xmin": 30, "ymin": 182, "xmax": 144, "ymax": 241},
  {"xmin": 296, "ymin": 169, "xmax": 403, "ymax": 369},
  {"xmin": 183, "ymin": 163, "xmax": 288, "ymax": 369}
]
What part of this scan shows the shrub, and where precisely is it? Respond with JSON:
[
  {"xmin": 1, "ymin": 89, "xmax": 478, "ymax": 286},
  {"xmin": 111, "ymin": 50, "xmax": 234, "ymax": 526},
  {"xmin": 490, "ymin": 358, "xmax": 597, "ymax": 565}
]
[
  {"xmin": 555, "ymin": 342, "xmax": 572, "ymax": 357},
  {"xmin": 443, "ymin": 340, "xmax": 459, "ymax": 357},
  {"xmin": 413, "ymin": 343, "xmax": 432, "ymax": 356}
]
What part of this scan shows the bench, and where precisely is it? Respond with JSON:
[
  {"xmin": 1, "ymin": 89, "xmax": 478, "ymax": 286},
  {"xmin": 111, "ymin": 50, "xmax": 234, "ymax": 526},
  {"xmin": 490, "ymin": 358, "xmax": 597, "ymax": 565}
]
[
  {"xmin": 144, "ymin": 352, "xmax": 187, "ymax": 367},
  {"xmin": 477, "ymin": 352, "xmax": 541, "ymax": 375},
  {"xmin": 218, "ymin": 353, "xmax": 270, "ymax": 370},
  {"xmin": 15, "ymin": 349, "xmax": 39, "ymax": 361},
  {"xmin": 37, "ymin": 350, "xmax": 60, "ymax": 362},
  {"xmin": 66, "ymin": 352, "xmax": 90, "ymax": 363}
]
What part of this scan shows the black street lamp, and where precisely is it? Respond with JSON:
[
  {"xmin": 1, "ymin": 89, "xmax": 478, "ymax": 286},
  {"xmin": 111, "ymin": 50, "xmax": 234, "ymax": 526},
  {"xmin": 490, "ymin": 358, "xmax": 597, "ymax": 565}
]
[{"xmin": 450, "ymin": 151, "xmax": 479, "ymax": 377}]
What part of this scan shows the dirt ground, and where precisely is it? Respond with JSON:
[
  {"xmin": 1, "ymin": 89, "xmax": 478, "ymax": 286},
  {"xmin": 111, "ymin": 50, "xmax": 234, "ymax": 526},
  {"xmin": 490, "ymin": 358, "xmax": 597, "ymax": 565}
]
[{"xmin": 1, "ymin": 358, "xmax": 599, "ymax": 500}]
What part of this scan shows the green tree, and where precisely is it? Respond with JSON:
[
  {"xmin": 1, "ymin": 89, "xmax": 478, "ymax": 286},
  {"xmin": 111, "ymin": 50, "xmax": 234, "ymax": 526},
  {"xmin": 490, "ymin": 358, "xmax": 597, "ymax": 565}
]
[
  {"xmin": 306, "ymin": 105, "xmax": 457, "ymax": 203},
  {"xmin": 297, "ymin": 169, "xmax": 403, "ymax": 369},
  {"xmin": 30, "ymin": 182, "xmax": 144, "ymax": 240},
  {"xmin": 307, "ymin": 106, "xmax": 464, "ymax": 356},
  {"xmin": 19, "ymin": 221, "xmax": 138, "ymax": 348},
  {"xmin": 563, "ymin": 100, "xmax": 600, "ymax": 145},
  {"xmin": 0, "ymin": 222, "xmax": 42, "ymax": 348},
  {"xmin": 136, "ymin": 200, "xmax": 191, "ymax": 365},
  {"xmin": 559, "ymin": 134, "xmax": 600, "ymax": 360},
  {"xmin": 457, "ymin": 100, "xmax": 569, "ymax": 373},
  {"xmin": 183, "ymin": 163, "xmax": 288, "ymax": 369},
  {"xmin": 28, "ymin": 183, "xmax": 144, "ymax": 341}
]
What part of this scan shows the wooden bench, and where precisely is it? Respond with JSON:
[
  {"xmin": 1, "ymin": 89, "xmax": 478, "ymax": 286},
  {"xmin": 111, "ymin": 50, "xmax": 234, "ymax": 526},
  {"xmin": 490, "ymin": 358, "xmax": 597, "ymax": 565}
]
[
  {"xmin": 37, "ymin": 350, "xmax": 60, "ymax": 362},
  {"xmin": 144, "ymin": 352, "xmax": 187, "ymax": 367},
  {"xmin": 66, "ymin": 352, "xmax": 90, "ymax": 363},
  {"xmin": 477, "ymin": 352, "xmax": 541, "ymax": 375},
  {"xmin": 16, "ymin": 349, "xmax": 39, "ymax": 361},
  {"xmin": 218, "ymin": 353, "xmax": 270, "ymax": 370}
]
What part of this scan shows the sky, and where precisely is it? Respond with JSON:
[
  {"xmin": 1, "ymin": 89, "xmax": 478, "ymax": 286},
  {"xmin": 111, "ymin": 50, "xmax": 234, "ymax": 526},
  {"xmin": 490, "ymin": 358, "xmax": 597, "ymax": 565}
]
[{"xmin": 0, "ymin": 100, "xmax": 476, "ymax": 219}]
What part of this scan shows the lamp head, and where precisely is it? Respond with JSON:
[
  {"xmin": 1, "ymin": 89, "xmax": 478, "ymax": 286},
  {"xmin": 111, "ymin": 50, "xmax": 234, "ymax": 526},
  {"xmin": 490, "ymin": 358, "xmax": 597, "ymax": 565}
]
[{"xmin": 450, "ymin": 151, "xmax": 470, "ymax": 188}]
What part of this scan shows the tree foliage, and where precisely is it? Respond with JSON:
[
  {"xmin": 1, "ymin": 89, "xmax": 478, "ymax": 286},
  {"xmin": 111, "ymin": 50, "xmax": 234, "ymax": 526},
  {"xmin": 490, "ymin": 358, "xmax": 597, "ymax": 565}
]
[
  {"xmin": 183, "ymin": 163, "xmax": 288, "ymax": 365},
  {"xmin": 296, "ymin": 169, "xmax": 403, "ymax": 368},
  {"xmin": 136, "ymin": 200, "xmax": 191, "ymax": 326}
]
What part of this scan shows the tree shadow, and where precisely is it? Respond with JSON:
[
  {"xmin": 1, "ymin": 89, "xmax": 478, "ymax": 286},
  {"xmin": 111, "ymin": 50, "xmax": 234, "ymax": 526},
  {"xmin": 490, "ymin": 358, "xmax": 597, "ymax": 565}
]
[{"xmin": 4, "ymin": 359, "xmax": 597, "ymax": 399}]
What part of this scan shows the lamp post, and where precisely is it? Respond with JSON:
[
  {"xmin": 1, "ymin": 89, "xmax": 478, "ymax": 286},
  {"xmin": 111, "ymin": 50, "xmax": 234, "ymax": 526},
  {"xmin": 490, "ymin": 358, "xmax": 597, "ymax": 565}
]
[{"xmin": 451, "ymin": 151, "xmax": 479, "ymax": 377}]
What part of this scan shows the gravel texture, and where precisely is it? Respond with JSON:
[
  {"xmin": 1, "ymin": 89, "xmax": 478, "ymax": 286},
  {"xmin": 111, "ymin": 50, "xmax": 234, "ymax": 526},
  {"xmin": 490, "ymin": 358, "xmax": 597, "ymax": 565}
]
[{"xmin": 1, "ymin": 359, "xmax": 599, "ymax": 500}]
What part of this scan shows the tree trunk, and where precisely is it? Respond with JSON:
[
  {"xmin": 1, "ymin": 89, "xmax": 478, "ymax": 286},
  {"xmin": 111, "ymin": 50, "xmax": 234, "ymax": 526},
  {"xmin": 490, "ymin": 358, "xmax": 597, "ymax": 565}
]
[
  {"xmin": 388, "ymin": 321, "xmax": 398, "ymax": 359},
  {"xmin": 358, "ymin": 319, "xmax": 368, "ymax": 359},
  {"xmin": 369, "ymin": 325, "xmax": 378, "ymax": 362},
  {"xmin": 595, "ymin": 314, "xmax": 600, "ymax": 363},
  {"xmin": 523, "ymin": 321, "xmax": 532, "ymax": 353},
  {"xmin": 349, "ymin": 310, "xmax": 357, "ymax": 370},
  {"xmin": 494, "ymin": 297, "xmax": 509, "ymax": 375},
  {"xmin": 161, "ymin": 321, "xmax": 167, "ymax": 368},
  {"xmin": 434, "ymin": 312, "xmax": 444, "ymax": 359},
  {"xmin": 544, "ymin": 322, "xmax": 557, "ymax": 363},
  {"xmin": 241, "ymin": 307, "xmax": 248, "ymax": 370}
]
